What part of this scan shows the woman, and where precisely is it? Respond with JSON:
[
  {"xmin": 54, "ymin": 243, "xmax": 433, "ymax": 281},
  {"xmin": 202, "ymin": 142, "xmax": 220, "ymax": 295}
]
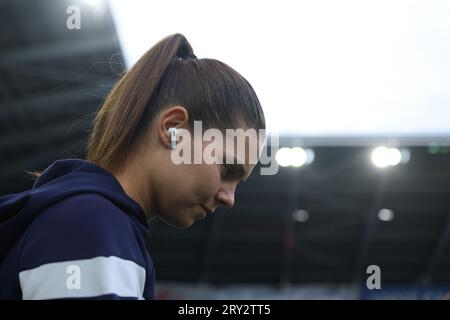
[{"xmin": 0, "ymin": 34, "xmax": 265, "ymax": 299}]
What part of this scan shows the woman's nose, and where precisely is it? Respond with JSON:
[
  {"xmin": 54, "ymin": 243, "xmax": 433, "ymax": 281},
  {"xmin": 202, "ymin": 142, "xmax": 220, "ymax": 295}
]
[{"xmin": 215, "ymin": 183, "xmax": 236, "ymax": 209}]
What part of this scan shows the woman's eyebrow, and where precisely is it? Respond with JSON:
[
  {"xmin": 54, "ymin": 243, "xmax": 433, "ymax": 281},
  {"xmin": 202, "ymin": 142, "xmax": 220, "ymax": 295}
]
[{"xmin": 236, "ymin": 163, "xmax": 248, "ymax": 182}]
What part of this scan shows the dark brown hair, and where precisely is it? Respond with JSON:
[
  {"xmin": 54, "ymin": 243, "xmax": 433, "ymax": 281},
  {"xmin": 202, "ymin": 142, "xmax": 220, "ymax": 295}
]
[{"xmin": 86, "ymin": 33, "xmax": 265, "ymax": 171}]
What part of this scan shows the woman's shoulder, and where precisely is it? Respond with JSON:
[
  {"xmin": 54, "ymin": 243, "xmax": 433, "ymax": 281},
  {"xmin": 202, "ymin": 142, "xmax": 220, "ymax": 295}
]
[
  {"xmin": 17, "ymin": 192, "xmax": 148, "ymax": 269},
  {"xmin": 29, "ymin": 193, "xmax": 136, "ymax": 236}
]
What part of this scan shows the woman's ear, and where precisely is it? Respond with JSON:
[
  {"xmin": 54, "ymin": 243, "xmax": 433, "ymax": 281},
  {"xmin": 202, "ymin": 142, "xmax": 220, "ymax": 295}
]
[{"xmin": 157, "ymin": 106, "xmax": 189, "ymax": 148}]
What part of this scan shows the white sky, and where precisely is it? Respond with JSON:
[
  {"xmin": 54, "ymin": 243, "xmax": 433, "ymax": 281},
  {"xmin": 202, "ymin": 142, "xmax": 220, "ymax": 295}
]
[{"xmin": 107, "ymin": 0, "xmax": 450, "ymax": 138}]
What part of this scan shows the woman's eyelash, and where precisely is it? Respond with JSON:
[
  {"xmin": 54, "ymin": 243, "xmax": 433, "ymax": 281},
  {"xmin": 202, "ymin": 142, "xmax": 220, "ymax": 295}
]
[{"xmin": 222, "ymin": 164, "xmax": 236, "ymax": 178}]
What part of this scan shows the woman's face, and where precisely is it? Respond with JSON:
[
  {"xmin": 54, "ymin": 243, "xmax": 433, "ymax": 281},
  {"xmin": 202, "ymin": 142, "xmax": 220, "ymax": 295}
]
[{"xmin": 150, "ymin": 132, "xmax": 261, "ymax": 229}]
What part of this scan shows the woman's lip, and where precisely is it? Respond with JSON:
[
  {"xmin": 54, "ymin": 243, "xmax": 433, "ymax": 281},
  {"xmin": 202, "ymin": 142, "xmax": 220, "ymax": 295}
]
[{"xmin": 200, "ymin": 205, "xmax": 212, "ymax": 215}]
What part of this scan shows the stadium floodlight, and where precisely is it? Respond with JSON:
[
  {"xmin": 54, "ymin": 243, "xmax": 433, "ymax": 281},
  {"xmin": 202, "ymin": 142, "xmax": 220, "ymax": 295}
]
[
  {"xmin": 292, "ymin": 209, "xmax": 310, "ymax": 222},
  {"xmin": 378, "ymin": 208, "xmax": 394, "ymax": 221},
  {"xmin": 371, "ymin": 146, "xmax": 406, "ymax": 168},
  {"xmin": 276, "ymin": 147, "xmax": 315, "ymax": 167}
]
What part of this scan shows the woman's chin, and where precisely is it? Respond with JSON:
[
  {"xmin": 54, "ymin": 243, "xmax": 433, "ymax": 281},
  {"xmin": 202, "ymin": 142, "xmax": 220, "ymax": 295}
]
[{"xmin": 159, "ymin": 214, "xmax": 195, "ymax": 229}]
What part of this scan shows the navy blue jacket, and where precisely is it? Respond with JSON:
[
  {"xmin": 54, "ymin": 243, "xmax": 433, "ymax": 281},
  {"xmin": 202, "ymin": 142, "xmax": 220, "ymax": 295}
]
[{"xmin": 0, "ymin": 159, "xmax": 155, "ymax": 299}]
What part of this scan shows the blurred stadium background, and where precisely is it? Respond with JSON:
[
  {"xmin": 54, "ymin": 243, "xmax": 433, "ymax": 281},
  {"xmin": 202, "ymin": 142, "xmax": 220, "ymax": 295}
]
[{"xmin": 1, "ymin": 0, "xmax": 450, "ymax": 299}]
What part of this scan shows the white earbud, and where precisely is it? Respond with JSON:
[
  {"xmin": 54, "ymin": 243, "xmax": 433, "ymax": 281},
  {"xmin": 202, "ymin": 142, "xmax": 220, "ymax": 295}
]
[{"xmin": 168, "ymin": 127, "xmax": 177, "ymax": 150}]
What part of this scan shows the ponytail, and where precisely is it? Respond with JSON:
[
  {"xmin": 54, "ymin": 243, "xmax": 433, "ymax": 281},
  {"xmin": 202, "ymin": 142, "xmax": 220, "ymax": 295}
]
[{"xmin": 87, "ymin": 34, "xmax": 194, "ymax": 170}]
